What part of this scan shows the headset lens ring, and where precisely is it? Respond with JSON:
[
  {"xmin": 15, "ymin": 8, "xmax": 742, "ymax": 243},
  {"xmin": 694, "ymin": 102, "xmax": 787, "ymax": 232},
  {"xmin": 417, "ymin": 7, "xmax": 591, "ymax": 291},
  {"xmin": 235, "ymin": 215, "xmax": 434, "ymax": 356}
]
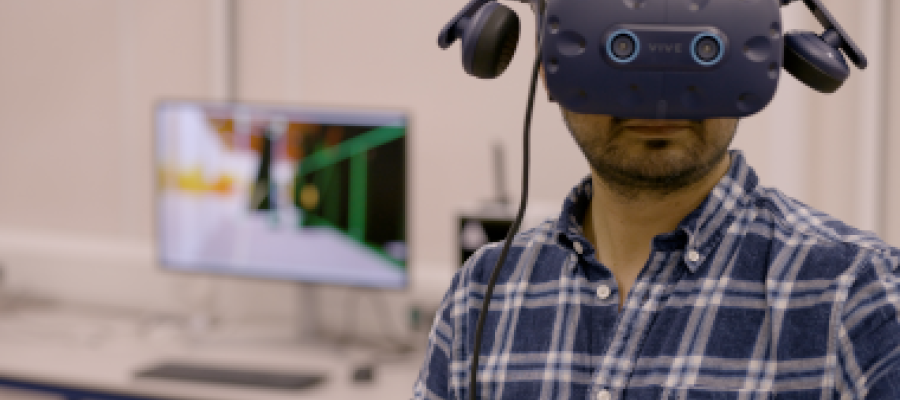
[
  {"xmin": 607, "ymin": 30, "xmax": 640, "ymax": 63},
  {"xmin": 691, "ymin": 33, "xmax": 724, "ymax": 66}
]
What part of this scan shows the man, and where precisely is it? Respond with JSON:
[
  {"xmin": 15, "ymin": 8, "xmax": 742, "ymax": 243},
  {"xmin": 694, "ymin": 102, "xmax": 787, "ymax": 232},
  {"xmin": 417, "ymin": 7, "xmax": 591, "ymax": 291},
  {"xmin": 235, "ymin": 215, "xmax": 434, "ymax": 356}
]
[
  {"xmin": 414, "ymin": 116, "xmax": 900, "ymax": 400},
  {"xmin": 415, "ymin": 6, "xmax": 900, "ymax": 400}
]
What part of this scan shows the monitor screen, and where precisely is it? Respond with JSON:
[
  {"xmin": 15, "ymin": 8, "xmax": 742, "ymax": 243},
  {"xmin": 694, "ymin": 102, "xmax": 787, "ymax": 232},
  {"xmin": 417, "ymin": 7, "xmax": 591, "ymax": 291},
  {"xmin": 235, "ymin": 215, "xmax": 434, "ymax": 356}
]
[{"xmin": 155, "ymin": 100, "xmax": 407, "ymax": 289}]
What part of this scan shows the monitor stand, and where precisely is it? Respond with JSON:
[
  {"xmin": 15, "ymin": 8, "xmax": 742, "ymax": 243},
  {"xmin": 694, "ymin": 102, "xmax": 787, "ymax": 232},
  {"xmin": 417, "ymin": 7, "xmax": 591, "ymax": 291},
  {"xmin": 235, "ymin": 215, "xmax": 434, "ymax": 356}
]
[
  {"xmin": 166, "ymin": 280, "xmax": 411, "ymax": 355},
  {"xmin": 295, "ymin": 282, "xmax": 373, "ymax": 349},
  {"xmin": 295, "ymin": 281, "xmax": 328, "ymax": 346}
]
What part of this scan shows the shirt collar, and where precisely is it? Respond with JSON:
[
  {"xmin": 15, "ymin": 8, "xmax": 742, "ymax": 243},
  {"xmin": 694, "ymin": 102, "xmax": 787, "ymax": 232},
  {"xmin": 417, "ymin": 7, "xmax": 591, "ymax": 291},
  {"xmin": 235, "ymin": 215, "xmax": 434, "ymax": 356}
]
[{"xmin": 554, "ymin": 150, "xmax": 758, "ymax": 273}]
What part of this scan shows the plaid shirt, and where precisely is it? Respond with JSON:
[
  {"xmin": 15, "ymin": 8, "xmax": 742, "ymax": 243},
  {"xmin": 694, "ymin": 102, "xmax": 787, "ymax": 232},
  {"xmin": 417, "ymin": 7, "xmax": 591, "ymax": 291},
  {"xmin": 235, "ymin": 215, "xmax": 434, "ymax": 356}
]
[{"xmin": 413, "ymin": 151, "xmax": 900, "ymax": 400}]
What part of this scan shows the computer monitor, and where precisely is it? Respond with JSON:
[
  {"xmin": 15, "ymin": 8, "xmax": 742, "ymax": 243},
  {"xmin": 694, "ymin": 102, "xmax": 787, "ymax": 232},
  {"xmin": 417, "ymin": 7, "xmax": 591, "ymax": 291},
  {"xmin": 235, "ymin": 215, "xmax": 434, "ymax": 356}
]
[{"xmin": 154, "ymin": 100, "xmax": 408, "ymax": 289}]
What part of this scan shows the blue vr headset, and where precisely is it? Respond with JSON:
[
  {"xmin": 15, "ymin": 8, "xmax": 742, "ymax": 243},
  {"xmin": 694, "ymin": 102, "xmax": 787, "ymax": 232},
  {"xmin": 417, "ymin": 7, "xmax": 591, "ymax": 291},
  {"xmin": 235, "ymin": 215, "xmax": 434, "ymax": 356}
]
[{"xmin": 438, "ymin": 0, "xmax": 868, "ymax": 119}]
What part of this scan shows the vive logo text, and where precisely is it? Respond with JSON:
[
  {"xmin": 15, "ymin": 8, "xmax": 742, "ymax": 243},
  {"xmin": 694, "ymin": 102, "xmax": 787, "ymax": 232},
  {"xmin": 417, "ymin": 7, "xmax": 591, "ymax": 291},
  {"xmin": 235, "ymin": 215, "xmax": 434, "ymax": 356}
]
[{"xmin": 649, "ymin": 43, "xmax": 682, "ymax": 53}]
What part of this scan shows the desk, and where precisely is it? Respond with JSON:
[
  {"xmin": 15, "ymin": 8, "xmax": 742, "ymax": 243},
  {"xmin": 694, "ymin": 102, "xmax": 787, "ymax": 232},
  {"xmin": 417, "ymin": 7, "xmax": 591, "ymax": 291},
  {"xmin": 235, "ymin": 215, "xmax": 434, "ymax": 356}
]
[{"xmin": 0, "ymin": 304, "xmax": 423, "ymax": 400}]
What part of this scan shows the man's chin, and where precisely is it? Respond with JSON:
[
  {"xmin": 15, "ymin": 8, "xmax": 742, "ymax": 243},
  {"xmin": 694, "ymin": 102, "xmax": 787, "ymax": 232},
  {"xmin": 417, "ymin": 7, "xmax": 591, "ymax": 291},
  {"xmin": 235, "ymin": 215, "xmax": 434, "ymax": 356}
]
[{"xmin": 609, "ymin": 145, "xmax": 702, "ymax": 174}]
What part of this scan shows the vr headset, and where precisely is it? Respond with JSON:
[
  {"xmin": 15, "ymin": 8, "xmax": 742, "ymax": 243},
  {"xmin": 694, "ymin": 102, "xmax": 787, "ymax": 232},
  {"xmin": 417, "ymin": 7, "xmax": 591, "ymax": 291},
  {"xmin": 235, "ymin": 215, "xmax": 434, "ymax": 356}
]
[{"xmin": 438, "ymin": 0, "xmax": 868, "ymax": 119}]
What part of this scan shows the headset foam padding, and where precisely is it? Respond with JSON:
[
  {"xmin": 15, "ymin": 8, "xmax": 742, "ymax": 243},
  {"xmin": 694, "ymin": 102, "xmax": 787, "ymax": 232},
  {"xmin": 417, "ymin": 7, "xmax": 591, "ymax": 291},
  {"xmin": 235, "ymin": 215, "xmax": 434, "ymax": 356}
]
[
  {"xmin": 783, "ymin": 30, "xmax": 850, "ymax": 93},
  {"xmin": 462, "ymin": 2, "xmax": 520, "ymax": 79}
]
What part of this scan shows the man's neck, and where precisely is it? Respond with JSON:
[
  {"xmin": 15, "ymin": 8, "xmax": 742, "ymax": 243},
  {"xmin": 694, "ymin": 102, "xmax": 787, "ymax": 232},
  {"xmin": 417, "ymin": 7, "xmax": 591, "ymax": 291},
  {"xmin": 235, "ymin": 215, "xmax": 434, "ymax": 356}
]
[{"xmin": 583, "ymin": 153, "xmax": 732, "ymax": 275}]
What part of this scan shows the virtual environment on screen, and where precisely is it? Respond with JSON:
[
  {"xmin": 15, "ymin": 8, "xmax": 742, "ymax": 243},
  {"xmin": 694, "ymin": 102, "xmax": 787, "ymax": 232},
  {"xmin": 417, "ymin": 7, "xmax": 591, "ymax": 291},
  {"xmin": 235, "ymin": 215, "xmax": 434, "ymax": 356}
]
[{"xmin": 155, "ymin": 101, "xmax": 407, "ymax": 289}]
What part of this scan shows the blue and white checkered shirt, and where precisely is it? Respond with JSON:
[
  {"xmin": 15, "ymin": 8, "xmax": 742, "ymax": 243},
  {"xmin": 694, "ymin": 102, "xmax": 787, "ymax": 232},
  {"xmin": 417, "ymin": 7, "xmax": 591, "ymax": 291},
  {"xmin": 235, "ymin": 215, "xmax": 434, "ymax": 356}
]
[{"xmin": 413, "ymin": 150, "xmax": 900, "ymax": 400}]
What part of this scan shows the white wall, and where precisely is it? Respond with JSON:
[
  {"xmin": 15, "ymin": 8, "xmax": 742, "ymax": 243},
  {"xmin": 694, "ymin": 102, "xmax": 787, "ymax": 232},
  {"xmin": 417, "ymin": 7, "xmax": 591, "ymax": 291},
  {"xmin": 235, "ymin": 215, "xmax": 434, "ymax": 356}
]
[
  {"xmin": 0, "ymin": 0, "xmax": 896, "ymax": 326},
  {"xmin": 882, "ymin": 1, "xmax": 900, "ymax": 244}
]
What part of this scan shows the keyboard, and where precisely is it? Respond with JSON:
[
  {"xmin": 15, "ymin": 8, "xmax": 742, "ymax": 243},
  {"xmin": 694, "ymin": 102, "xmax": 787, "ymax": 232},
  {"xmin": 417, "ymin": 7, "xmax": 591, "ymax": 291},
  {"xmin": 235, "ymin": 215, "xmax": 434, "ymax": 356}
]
[{"xmin": 135, "ymin": 361, "xmax": 325, "ymax": 390}]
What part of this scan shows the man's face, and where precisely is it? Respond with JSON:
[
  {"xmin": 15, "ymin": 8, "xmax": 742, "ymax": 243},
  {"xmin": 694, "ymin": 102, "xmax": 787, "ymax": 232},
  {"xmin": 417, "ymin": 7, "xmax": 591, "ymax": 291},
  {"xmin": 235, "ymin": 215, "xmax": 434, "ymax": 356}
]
[{"xmin": 562, "ymin": 110, "xmax": 738, "ymax": 197}]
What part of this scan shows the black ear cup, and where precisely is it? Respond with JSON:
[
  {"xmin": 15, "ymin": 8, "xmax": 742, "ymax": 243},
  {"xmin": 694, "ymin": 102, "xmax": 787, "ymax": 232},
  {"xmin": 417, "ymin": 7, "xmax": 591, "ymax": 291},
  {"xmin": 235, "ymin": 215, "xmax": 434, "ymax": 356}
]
[
  {"xmin": 783, "ymin": 30, "xmax": 850, "ymax": 93},
  {"xmin": 461, "ymin": 2, "xmax": 520, "ymax": 79}
]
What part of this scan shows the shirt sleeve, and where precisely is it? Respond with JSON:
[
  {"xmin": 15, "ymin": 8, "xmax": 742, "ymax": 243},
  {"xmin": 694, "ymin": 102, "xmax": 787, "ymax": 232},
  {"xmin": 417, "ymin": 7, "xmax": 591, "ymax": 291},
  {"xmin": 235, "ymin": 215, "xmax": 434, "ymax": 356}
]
[
  {"xmin": 412, "ymin": 274, "xmax": 459, "ymax": 400},
  {"xmin": 413, "ymin": 244, "xmax": 485, "ymax": 400},
  {"xmin": 837, "ymin": 251, "xmax": 900, "ymax": 399}
]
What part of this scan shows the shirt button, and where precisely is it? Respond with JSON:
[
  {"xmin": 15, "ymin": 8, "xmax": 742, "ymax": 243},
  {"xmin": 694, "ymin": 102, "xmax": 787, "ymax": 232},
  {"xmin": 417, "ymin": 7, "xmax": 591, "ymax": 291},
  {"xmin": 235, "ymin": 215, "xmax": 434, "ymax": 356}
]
[
  {"xmin": 596, "ymin": 285, "xmax": 611, "ymax": 300},
  {"xmin": 573, "ymin": 242, "xmax": 583, "ymax": 255},
  {"xmin": 596, "ymin": 389, "xmax": 611, "ymax": 400},
  {"xmin": 687, "ymin": 250, "xmax": 701, "ymax": 263}
]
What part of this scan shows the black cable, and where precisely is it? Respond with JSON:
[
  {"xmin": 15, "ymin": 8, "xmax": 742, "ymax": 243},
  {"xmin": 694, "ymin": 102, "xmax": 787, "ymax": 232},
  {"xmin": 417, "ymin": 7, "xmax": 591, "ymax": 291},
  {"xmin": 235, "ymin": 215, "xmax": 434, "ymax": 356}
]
[{"xmin": 468, "ymin": 49, "xmax": 542, "ymax": 400}]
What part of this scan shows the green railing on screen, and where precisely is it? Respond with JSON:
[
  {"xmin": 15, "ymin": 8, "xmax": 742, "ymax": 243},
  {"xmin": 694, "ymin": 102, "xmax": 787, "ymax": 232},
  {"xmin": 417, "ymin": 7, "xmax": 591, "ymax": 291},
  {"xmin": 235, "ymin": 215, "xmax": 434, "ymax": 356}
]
[{"xmin": 294, "ymin": 125, "xmax": 405, "ymax": 261}]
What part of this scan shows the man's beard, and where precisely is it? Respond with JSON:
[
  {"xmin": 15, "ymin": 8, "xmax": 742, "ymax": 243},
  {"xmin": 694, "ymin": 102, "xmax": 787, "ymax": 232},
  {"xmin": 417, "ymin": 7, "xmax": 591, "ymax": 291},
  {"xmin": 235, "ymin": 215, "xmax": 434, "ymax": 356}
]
[{"xmin": 564, "ymin": 115, "xmax": 734, "ymax": 200}]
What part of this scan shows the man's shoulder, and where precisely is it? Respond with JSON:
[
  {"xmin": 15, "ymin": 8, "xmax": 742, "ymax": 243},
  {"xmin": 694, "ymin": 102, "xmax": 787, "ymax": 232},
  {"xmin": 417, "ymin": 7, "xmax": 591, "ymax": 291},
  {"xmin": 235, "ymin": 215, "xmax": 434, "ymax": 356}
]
[
  {"xmin": 748, "ymin": 184, "xmax": 900, "ymax": 272},
  {"xmin": 460, "ymin": 219, "xmax": 565, "ymax": 285}
]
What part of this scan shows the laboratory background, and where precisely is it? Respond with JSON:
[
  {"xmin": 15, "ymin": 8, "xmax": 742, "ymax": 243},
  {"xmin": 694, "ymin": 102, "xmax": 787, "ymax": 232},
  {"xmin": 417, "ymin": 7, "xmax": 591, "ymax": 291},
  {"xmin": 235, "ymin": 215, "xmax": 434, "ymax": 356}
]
[{"xmin": 0, "ymin": 1, "xmax": 897, "ymax": 399}]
